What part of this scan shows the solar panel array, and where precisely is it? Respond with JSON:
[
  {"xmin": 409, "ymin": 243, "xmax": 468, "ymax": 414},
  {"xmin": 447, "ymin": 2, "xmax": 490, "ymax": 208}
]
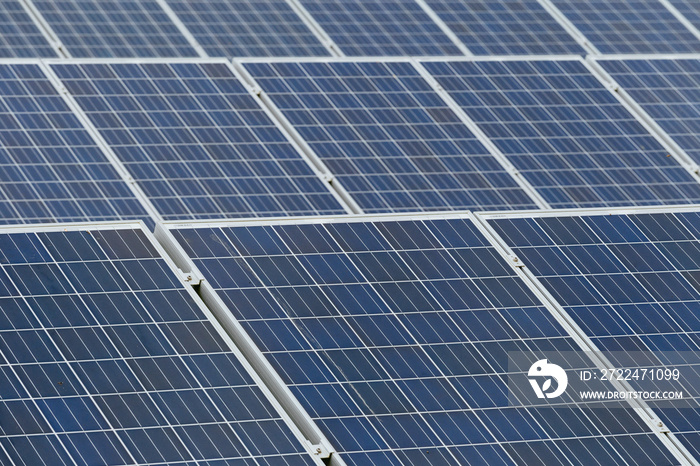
[
  {"xmin": 0, "ymin": 63, "xmax": 151, "ymax": 225},
  {"xmin": 30, "ymin": 0, "xmax": 199, "ymax": 58},
  {"xmin": 423, "ymin": 58, "xmax": 700, "ymax": 208},
  {"xmin": 1, "ymin": 0, "xmax": 700, "ymax": 464},
  {"xmin": 422, "ymin": 0, "xmax": 586, "ymax": 55},
  {"xmin": 0, "ymin": 225, "xmax": 318, "ymax": 465},
  {"xmin": 668, "ymin": 0, "xmax": 700, "ymax": 31},
  {"xmin": 547, "ymin": 0, "xmax": 700, "ymax": 54},
  {"xmin": 49, "ymin": 60, "xmax": 347, "ymax": 221},
  {"xmin": 294, "ymin": 0, "xmax": 465, "ymax": 56},
  {"xmin": 486, "ymin": 209, "xmax": 700, "ymax": 459},
  {"xmin": 167, "ymin": 216, "xmax": 677, "ymax": 466},
  {"xmin": 243, "ymin": 59, "xmax": 539, "ymax": 213},
  {"xmin": 2, "ymin": 0, "xmax": 700, "ymax": 59},
  {"xmin": 0, "ymin": 0, "xmax": 57, "ymax": 57},
  {"xmin": 596, "ymin": 56, "xmax": 700, "ymax": 167},
  {"xmin": 164, "ymin": 0, "xmax": 332, "ymax": 58}
]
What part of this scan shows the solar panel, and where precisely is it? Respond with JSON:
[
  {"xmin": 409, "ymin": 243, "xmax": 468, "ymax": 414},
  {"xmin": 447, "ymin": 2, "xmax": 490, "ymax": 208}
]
[
  {"xmin": 422, "ymin": 58, "xmax": 700, "ymax": 209},
  {"xmin": 0, "ymin": 224, "xmax": 319, "ymax": 465},
  {"xmin": 422, "ymin": 0, "xmax": 586, "ymax": 55},
  {"xmin": 165, "ymin": 215, "xmax": 679, "ymax": 466},
  {"xmin": 164, "ymin": 0, "xmax": 332, "ymax": 58},
  {"xmin": 242, "ymin": 59, "xmax": 539, "ymax": 213},
  {"xmin": 0, "ymin": 1, "xmax": 58, "ymax": 57},
  {"xmin": 0, "ymin": 63, "xmax": 152, "ymax": 225},
  {"xmin": 548, "ymin": 0, "xmax": 700, "ymax": 54},
  {"xmin": 295, "ymin": 0, "xmax": 464, "ymax": 56},
  {"xmin": 667, "ymin": 0, "xmax": 700, "ymax": 30},
  {"xmin": 485, "ymin": 208, "xmax": 700, "ymax": 460},
  {"xmin": 49, "ymin": 60, "xmax": 348, "ymax": 221},
  {"xmin": 29, "ymin": 0, "xmax": 199, "ymax": 58},
  {"xmin": 596, "ymin": 56, "xmax": 700, "ymax": 168}
]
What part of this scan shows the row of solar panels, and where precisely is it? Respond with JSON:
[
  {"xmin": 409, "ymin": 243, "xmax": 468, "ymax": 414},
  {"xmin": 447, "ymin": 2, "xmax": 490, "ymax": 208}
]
[
  {"xmin": 4, "ymin": 56, "xmax": 700, "ymax": 227},
  {"xmin": 4, "ymin": 0, "xmax": 700, "ymax": 59},
  {"xmin": 3, "ymin": 205, "xmax": 699, "ymax": 466}
]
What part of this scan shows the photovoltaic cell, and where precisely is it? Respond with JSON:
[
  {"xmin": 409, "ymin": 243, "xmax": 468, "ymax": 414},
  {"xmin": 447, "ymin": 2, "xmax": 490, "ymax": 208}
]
[
  {"xmin": 164, "ymin": 0, "xmax": 332, "ymax": 58},
  {"xmin": 0, "ymin": 63, "xmax": 150, "ymax": 225},
  {"xmin": 668, "ymin": 0, "xmax": 700, "ymax": 29},
  {"xmin": 549, "ymin": 0, "xmax": 700, "ymax": 53},
  {"xmin": 0, "ymin": 225, "xmax": 317, "ymax": 465},
  {"xmin": 423, "ymin": 58, "xmax": 700, "ymax": 208},
  {"xmin": 488, "ymin": 210, "xmax": 700, "ymax": 459},
  {"xmin": 598, "ymin": 57, "xmax": 700, "ymax": 167},
  {"xmin": 244, "ymin": 60, "xmax": 538, "ymax": 213},
  {"xmin": 30, "ymin": 0, "xmax": 198, "ymax": 58},
  {"xmin": 50, "ymin": 61, "xmax": 346, "ymax": 221},
  {"xmin": 423, "ymin": 0, "xmax": 586, "ymax": 55},
  {"xmin": 0, "ymin": 1, "xmax": 57, "ymax": 57},
  {"xmin": 169, "ymin": 217, "xmax": 677, "ymax": 466},
  {"xmin": 297, "ymin": 0, "xmax": 464, "ymax": 56}
]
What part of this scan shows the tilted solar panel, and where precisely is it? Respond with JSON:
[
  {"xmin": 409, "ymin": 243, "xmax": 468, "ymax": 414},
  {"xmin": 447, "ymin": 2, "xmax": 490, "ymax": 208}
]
[
  {"xmin": 422, "ymin": 0, "xmax": 586, "ymax": 55},
  {"xmin": 0, "ymin": 224, "xmax": 320, "ymax": 465},
  {"xmin": 0, "ymin": 1, "xmax": 57, "ymax": 57},
  {"xmin": 242, "ymin": 59, "xmax": 539, "ymax": 213},
  {"xmin": 49, "ymin": 60, "xmax": 348, "ymax": 221},
  {"xmin": 548, "ymin": 0, "xmax": 700, "ymax": 54},
  {"xmin": 486, "ymin": 207, "xmax": 700, "ymax": 460},
  {"xmin": 164, "ymin": 0, "xmax": 332, "ymax": 58},
  {"xmin": 0, "ymin": 63, "xmax": 152, "ymax": 225},
  {"xmin": 295, "ymin": 0, "xmax": 464, "ymax": 56},
  {"xmin": 667, "ymin": 0, "xmax": 700, "ymax": 31},
  {"xmin": 29, "ymin": 0, "xmax": 198, "ymax": 58},
  {"xmin": 596, "ymin": 56, "xmax": 700, "ymax": 168},
  {"xmin": 423, "ymin": 58, "xmax": 700, "ymax": 208},
  {"xmin": 165, "ymin": 215, "xmax": 679, "ymax": 466}
]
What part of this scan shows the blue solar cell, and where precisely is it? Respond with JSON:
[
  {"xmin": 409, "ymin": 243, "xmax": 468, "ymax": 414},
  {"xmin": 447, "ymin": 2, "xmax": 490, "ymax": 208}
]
[
  {"xmin": 30, "ymin": 0, "xmax": 198, "ymax": 58},
  {"xmin": 549, "ymin": 0, "xmax": 700, "ymax": 53},
  {"xmin": 169, "ymin": 217, "xmax": 677, "ymax": 465},
  {"xmin": 488, "ymin": 210, "xmax": 700, "ymax": 460},
  {"xmin": 669, "ymin": 0, "xmax": 700, "ymax": 28},
  {"xmin": 0, "ymin": 63, "xmax": 151, "ymax": 225},
  {"xmin": 297, "ymin": 0, "xmax": 464, "ymax": 56},
  {"xmin": 423, "ymin": 58, "xmax": 700, "ymax": 208},
  {"xmin": 50, "ymin": 61, "xmax": 346, "ymax": 220},
  {"xmin": 0, "ymin": 226, "xmax": 317, "ymax": 465},
  {"xmin": 164, "ymin": 0, "xmax": 331, "ymax": 57},
  {"xmin": 598, "ymin": 57, "xmax": 700, "ymax": 168},
  {"xmin": 244, "ymin": 60, "xmax": 538, "ymax": 212},
  {"xmin": 0, "ymin": 1, "xmax": 57, "ymax": 57},
  {"xmin": 423, "ymin": 0, "xmax": 586, "ymax": 55}
]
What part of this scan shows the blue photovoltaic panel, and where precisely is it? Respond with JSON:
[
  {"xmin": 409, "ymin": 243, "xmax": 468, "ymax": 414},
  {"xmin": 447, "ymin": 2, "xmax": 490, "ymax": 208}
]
[
  {"xmin": 169, "ymin": 218, "xmax": 677, "ymax": 466},
  {"xmin": 244, "ymin": 60, "xmax": 538, "ymax": 213},
  {"xmin": 423, "ymin": 0, "xmax": 586, "ymax": 55},
  {"xmin": 164, "ymin": 0, "xmax": 331, "ymax": 57},
  {"xmin": 0, "ymin": 1, "xmax": 57, "ymax": 57},
  {"xmin": 598, "ymin": 57, "xmax": 700, "ymax": 167},
  {"xmin": 488, "ymin": 210, "xmax": 700, "ymax": 459},
  {"xmin": 0, "ymin": 64, "xmax": 150, "ymax": 225},
  {"xmin": 668, "ymin": 0, "xmax": 700, "ymax": 29},
  {"xmin": 50, "ymin": 61, "xmax": 346, "ymax": 221},
  {"xmin": 423, "ymin": 59, "xmax": 700, "ymax": 208},
  {"xmin": 549, "ymin": 0, "xmax": 700, "ymax": 53},
  {"xmin": 297, "ymin": 0, "xmax": 464, "ymax": 56},
  {"xmin": 30, "ymin": 0, "xmax": 198, "ymax": 58},
  {"xmin": 0, "ymin": 226, "xmax": 317, "ymax": 465}
]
